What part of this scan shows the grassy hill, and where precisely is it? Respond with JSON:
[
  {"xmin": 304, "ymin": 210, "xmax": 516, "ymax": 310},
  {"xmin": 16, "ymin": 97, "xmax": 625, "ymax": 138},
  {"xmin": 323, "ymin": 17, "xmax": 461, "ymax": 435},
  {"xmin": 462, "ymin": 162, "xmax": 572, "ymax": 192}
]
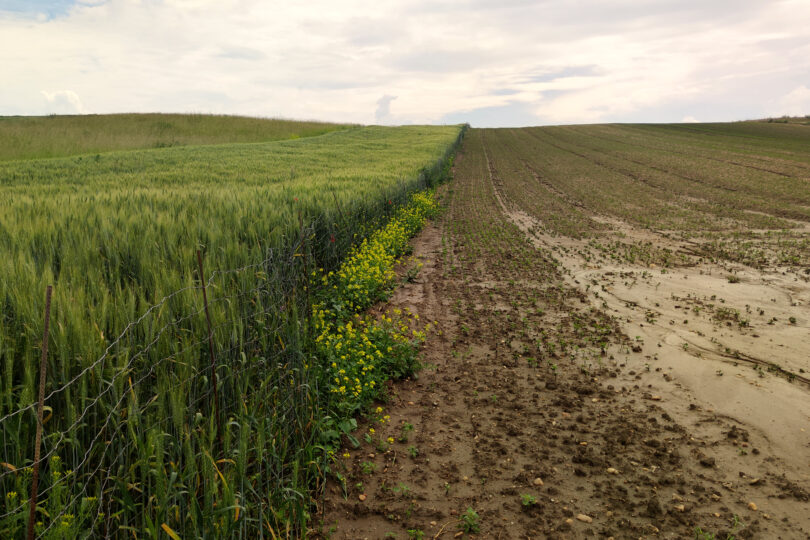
[{"xmin": 0, "ymin": 113, "xmax": 351, "ymax": 161}]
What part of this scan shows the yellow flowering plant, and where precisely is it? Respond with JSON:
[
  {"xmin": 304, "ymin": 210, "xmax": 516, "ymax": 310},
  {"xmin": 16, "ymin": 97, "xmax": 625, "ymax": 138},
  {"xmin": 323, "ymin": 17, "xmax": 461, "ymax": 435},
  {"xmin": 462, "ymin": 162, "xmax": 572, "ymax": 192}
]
[{"xmin": 312, "ymin": 192, "xmax": 438, "ymax": 417}]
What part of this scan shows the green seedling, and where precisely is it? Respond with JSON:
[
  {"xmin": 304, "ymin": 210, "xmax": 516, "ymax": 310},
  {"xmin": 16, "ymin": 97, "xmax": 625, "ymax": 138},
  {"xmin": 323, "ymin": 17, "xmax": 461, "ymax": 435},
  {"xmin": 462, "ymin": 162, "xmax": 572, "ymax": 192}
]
[{"xmin": 459, "ymin": 507, "xmax": 480, "ymax": 534}]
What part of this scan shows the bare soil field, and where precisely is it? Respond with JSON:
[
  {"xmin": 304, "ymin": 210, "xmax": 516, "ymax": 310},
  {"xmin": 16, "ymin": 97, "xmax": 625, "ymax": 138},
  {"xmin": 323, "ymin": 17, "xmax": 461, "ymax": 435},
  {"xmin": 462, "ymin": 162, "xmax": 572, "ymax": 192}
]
[{"xmin": 315, "ymin": 125, "xmax": 810, "ymax": 539}]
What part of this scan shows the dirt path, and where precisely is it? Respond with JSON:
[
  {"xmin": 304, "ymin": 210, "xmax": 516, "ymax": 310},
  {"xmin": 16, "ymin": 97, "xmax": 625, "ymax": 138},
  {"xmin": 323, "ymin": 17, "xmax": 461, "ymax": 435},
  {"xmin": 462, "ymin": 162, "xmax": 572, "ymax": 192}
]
[{"xmin": 314, "ymin": 131, "xmax": 810, "ymax": 539}]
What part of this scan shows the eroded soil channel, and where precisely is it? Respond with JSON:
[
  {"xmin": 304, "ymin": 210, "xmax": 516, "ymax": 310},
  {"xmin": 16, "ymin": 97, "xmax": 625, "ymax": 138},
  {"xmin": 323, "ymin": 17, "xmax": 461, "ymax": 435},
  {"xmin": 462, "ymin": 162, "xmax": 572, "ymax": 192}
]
[{"xmin": 316, "ymin": 129, "xmax": 810, "ymax": 539}]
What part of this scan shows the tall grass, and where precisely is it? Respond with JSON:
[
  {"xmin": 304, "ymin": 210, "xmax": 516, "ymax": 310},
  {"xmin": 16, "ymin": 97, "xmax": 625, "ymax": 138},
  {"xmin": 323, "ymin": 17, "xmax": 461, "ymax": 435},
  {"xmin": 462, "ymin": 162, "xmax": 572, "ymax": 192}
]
[
  {"xmin": 0, "ymin": 113, "xmax": 351, "ymax": 161},
  {"xmin": 0, "ymin": 124, "xmax": 466, "ymax": 538}
]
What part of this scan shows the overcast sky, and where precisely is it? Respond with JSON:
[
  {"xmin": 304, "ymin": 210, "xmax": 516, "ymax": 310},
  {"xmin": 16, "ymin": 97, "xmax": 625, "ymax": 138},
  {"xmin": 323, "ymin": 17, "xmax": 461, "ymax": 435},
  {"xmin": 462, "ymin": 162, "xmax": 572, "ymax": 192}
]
[{"xmin": 1, "ymin": 0, "xmax": 809, "ymax": 127}]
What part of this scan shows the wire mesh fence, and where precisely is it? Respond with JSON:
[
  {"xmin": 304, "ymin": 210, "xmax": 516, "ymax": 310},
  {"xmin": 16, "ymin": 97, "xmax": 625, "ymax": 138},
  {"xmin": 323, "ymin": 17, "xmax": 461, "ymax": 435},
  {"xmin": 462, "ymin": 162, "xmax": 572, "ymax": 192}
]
[{"xmin": 0, "ymin": 126, "xmax": 466, "ymax": 539}]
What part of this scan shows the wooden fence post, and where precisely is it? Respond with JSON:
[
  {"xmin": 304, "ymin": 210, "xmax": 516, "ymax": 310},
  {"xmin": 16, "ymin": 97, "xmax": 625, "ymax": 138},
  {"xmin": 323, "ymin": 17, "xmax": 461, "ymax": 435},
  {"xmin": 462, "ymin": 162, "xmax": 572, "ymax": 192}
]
[
  {"xmin": 27, "ymin": 285, "xmax": 52, "ymax": 540},
  {"xmin": 196, "ymin": 251, "xmax": 221, "ymax": 453}
]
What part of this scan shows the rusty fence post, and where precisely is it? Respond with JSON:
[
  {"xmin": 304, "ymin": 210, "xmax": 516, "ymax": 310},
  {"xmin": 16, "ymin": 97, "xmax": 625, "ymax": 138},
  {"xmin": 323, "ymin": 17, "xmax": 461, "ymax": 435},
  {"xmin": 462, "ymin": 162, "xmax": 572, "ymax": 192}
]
[
  {"xmin": 196, "ymin": 251, "xmax": 221, "ymax": 452},
  {"xmin": 27, "ymin": 285, "xmax": 52, "ymax": 540}
]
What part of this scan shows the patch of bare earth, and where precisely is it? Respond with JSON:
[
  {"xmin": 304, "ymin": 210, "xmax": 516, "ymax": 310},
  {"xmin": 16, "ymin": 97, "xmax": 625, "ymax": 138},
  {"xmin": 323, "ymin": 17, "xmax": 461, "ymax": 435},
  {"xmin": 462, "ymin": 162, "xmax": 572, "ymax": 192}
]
[{"xmin": 313, "ymin": 133, "xmax": 810, "ymax": 539}]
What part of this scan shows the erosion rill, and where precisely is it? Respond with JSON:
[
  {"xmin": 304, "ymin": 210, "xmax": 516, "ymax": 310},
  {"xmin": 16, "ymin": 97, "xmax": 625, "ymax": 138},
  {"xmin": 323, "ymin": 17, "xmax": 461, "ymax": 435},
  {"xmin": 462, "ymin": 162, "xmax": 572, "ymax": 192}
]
[{"xmin": 318, "ymin": 125, "xmax": 810, "ymax": 539}]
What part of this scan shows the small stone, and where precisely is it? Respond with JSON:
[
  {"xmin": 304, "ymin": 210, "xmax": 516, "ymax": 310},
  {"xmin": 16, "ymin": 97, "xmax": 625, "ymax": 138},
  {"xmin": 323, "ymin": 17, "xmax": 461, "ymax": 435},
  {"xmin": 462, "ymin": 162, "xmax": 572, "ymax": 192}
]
[
  {"xmin": 576, "ymin": 514, "xmax": 593, "ymax": 523},
  {"xmin": 358, "ymin": 494, "xmax": 366, "ymax": 501},
  {"xmin": 565, "ymin": 518, "xmax": 574, "ymax": 525},
  {"xmin": 711, "ymin": 494, "xmax": 721, "ymax": 501},
  {"xmin": 748, "ymin": 502, "xmax": 757, "ymax": 511},
  {"xmin": 591, "ymin": 398, "xmax": 598, "ymax": 402},
  {"xmin": 430, "ymin": 521, "xmax": 437, "ymax": 526},
  {"xmin": 650, "ymin": 395, "xmax": 662, "ymax": 401},
  {"xmin": 699, "ymin": 456, "xmax": 716, "ymax": 468},
  {"xmin": 674, "ymin": 504, "xmax": 685, "ymax": 512},
  {"xmin": 606, "ymin": 467, "xmax": 619, "ymax": 475},
  {"xmin": 368, "ymin": 453, "xmax": 375, "ymax": 458},
  {"xmin": 645, "ymin": 498, "xmax": 662, "ymax": 517},
  {"xmin": 533, "ymin": 477, "xmax": 544, "ymax": 486},
  {"xmin": 749, "ymin": 478, "xmax": 761, "ymax": 485},
  {"xmin": 763, "ymin": 513, "xmax": 771, "ymax": 520},
  {"xmin": 407, "ymin": 401, "xmax": 415, "ymax": 405}
]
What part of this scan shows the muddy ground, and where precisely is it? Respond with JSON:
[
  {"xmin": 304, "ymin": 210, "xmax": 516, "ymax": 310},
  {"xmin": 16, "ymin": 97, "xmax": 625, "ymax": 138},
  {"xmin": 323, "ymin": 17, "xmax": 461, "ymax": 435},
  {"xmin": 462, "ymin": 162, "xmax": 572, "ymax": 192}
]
[{"xmin": 313, "ymin": 132, "xmax": 810, "ymax": 539}]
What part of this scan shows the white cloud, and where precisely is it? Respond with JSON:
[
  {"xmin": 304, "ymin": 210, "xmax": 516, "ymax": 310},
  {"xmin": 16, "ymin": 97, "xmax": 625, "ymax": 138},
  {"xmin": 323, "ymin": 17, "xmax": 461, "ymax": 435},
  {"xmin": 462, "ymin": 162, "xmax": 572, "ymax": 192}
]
[
  {"xmin": 41, "ymin": 90, "xmax": 88, "ymax": 114},
  {"xmin": 375, "ymin": 95, "xmax": 397, "ymax": 124},
  {"xmin": 682, "ymin": 116, "xmax": 699, "ymax": 123},
  {"xmin": 776, "ymin": 85, "xmax": 810, "ymax": 117},
  {"xmin": 1, "ymin": 0, "xmax": 809, "ymax": 126}
]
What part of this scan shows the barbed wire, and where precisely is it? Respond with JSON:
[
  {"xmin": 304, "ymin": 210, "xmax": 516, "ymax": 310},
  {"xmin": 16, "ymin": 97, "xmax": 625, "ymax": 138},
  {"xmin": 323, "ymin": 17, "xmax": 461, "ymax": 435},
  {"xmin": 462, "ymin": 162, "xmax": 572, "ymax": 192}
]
[
  {"xmin": 0, "ymin": 251, "xmax": 299, "ymax": 461},
  {"xmin": 33, "ymin": 331, "xmax": 302, "ymax": 539},
  {"xmin": 0, "ymin": 226, "xmax": 311, "ymax": 425},
  {"xmin": 0, "ymin": 223, "xmax": 320, "ymax": 536}
]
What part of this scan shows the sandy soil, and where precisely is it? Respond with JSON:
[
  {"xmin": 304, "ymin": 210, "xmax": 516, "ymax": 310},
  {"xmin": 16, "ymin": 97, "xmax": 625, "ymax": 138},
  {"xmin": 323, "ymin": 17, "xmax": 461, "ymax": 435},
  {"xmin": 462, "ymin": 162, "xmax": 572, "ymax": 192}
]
[
  {"xmin": 313, "ymin": 146, "xmax": 810, "ymax": 539},
  {"xmin": 491, "ymin": 175, "xmax": 810, "ymax": 477}
]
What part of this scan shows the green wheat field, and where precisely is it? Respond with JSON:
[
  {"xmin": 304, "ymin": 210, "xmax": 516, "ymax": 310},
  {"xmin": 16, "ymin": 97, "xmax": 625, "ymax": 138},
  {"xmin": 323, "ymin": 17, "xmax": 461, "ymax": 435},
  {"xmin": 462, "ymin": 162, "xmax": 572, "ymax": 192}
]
[{"xmin": 0, "ymin": 114, "xmax": 464, "ymax": 538}]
